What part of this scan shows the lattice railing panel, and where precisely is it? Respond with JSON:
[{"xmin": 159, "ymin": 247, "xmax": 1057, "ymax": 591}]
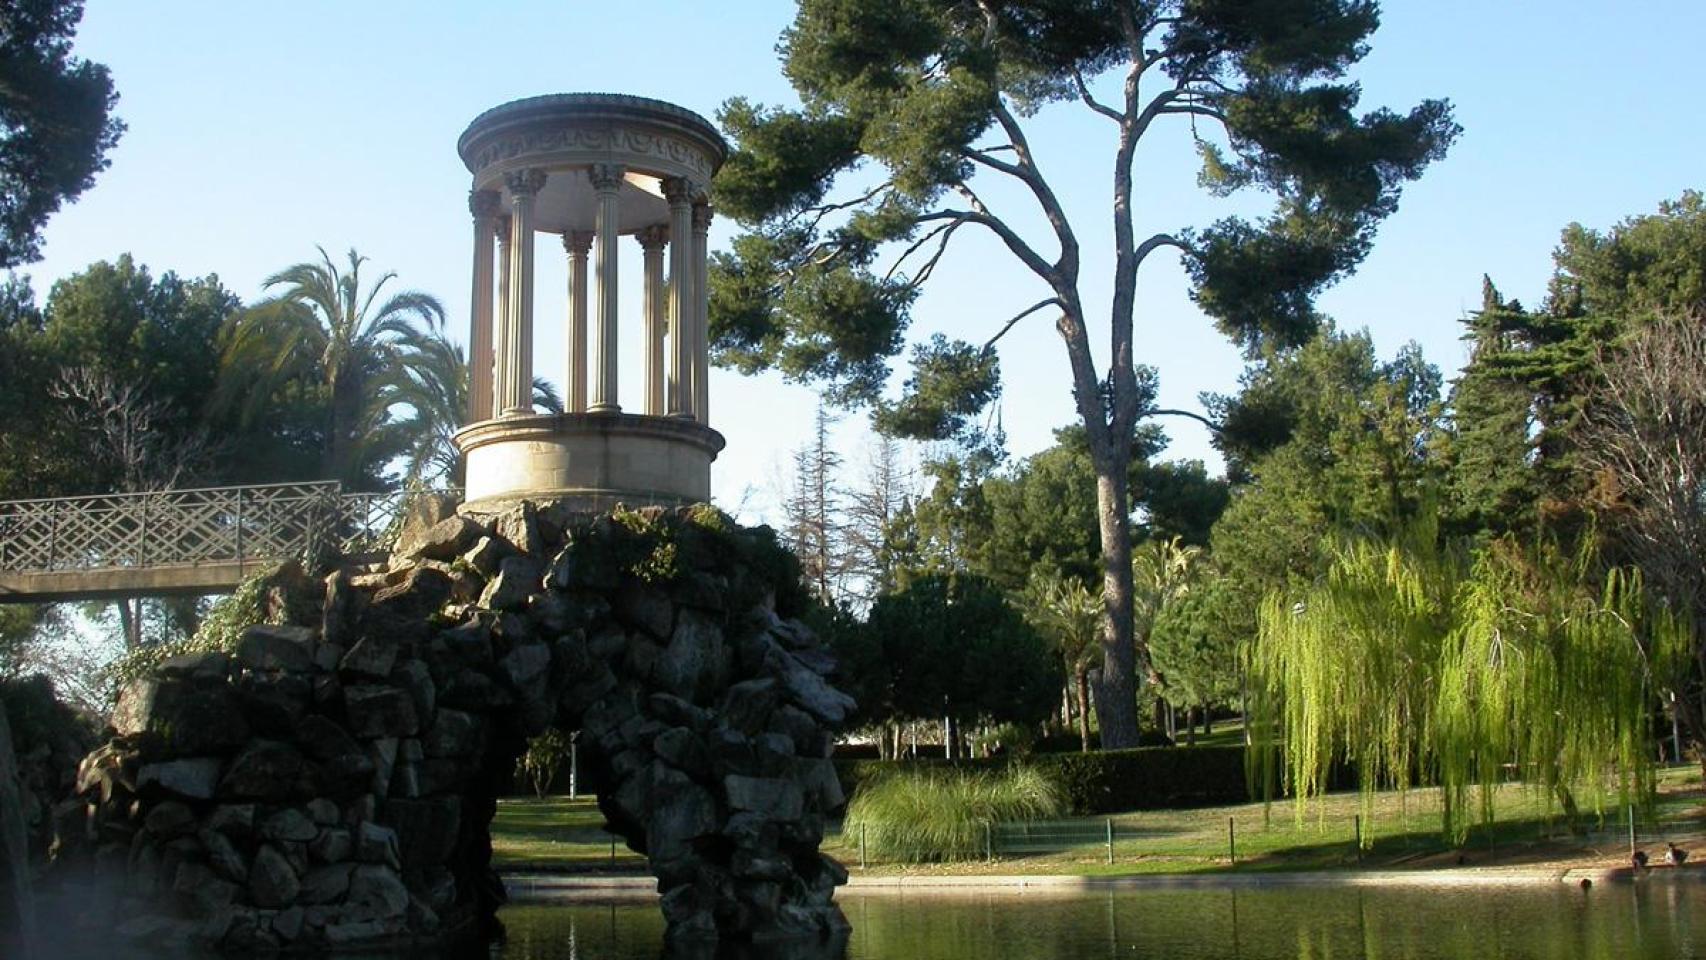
[{"xmin": 0, "ymin": 482, "xmax": 455, "ymax": 576}]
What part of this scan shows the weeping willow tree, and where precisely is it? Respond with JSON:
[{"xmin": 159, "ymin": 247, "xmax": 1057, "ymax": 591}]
[{"xmin": 1250, "ymin": 519, "xmax": 1683, "ymax": 843}]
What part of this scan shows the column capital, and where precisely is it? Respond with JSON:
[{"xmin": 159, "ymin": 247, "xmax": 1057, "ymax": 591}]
[
  {"xmin": 469, "ymin": 188, "xmax": 502, "ymax": 220},
  {"xmin": 661, "ymin": 175, "xmax": 700, "ymax": 204},
  {"xmin": 563, "ymin": 230, "xmax": 594, "ymax": 257},
  {"xmin": 635, "ymin": 225, "xmax": 670, "ymax": 251},
  {"xmin": 503, "ymin": 167, "xmax": 548, "ymax": 198},
  {"xmin": 691, "ymin": 203, "xmax": 713, "ymax": 234},
  {"xmin": 589, "ymin": 163, "xmax": 626, "ymax": 192}
]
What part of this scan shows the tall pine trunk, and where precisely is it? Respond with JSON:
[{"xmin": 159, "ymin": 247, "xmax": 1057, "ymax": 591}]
[{"xmin": 1090, "ymin": 465, "xmax": 1141, "ymax": 748}]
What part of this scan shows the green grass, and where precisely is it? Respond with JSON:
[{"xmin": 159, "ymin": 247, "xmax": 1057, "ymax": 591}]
[
  {"xmin": 829, "ymin": 765, "xmax": 1704, "ymax": 876},
  {"xmin": 490, "ymin": 796, "xmax": 646, "ymax": 871},
  {"xmin": 490, "ymin": 766, "xmax": 1704, "ymax": 877}
]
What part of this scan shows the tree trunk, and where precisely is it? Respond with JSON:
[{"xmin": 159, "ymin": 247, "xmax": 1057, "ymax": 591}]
[
  {"xmin": 1185, "ymin": 706, "xmax": 1197, "ymax": 747},
  {"xmin": 1090, "ymin": 466, "xmax": 1141, "ymax": 748},
  {"xmin": 116, "ymin": 599, "xmax": 142, "ymax": 649},
  {"xmin": 1075, "ymin": 667, "xmax": 1092, "ymax": 753}
]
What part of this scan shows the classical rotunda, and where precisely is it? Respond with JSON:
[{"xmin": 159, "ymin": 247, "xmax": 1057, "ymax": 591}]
[{"xmin": 452, "ymin": 94, "xmax": 727, "ymax": 511}]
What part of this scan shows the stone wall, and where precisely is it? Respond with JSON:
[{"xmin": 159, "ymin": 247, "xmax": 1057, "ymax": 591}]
[{"xmin": 59, "ymin": 503, "xmax": 854, "ymax": 953}]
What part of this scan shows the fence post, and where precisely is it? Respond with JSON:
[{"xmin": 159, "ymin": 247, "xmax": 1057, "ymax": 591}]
[
  {"xmin": 1105, "ymin": 818, "xmax": 1114, "ymax": 865},
  {"xmin": 610, "ymin": 834, "xmax": 617, "ymax": 865},
  {"xmin": 860, "ymin": 824, "xmax": 867, "ymax": 870},
  {"xmin": 1354, "ymin": 814, "xmax": 1362, "ymax": 864},
  {"xmin": 1627, "ymin": 803, "xmax": 1636, "ymax": 859},
  {"xmin": 137, "ymin": 495, "xmax": 149, "ymax": 567},
  {"xmin": 985, "ymin": 821, "xmax": 994, "ymax": 862},
  {"xmin": 1228, "ymin": 817, "xmax": 1236, "ymax": 867}
]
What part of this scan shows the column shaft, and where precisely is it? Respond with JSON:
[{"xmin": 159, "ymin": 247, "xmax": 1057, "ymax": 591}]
[
  {"xmin": 590, "ymin": 164, "xmax": 625, "ymax": 412},
  {"xmin": 502, "ymin": 168, "xmax": 547, "ymax": 416},
  {"xmin": 663, "ymin": 177, "xmax": 696, "ymax": 417},
  {"xmin": 467, "ymin": 190, "xmax": 500, "ymax": 422},
  {"xmin": 637, "ymin": 227, "xmax": 669, "ymax": 416},
  {"xmin": 692, "ymin": 202, "xmax": 712, "ymax": 425},
  {"xmin": 564, "ymin": 232, "xmax": 593, "ymax": 413},
  {"xmin": 493, "ymin": 216, "xmax": 513, "ymax": 417}
]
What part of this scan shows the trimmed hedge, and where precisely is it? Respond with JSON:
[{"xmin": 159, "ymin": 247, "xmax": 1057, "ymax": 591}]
[{"xmin": 834, "ymin": 745, "xmax": 1250, "ymax": 815}]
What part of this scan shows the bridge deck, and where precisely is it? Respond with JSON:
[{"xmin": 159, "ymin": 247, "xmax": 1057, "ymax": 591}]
[{"xmin": 0, "ymin": 561, "xmax": 266, "ymax": 603}]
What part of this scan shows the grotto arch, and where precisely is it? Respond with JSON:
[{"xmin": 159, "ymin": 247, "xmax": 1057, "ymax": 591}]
[{"xmin": 67, "ymin": 501, "xmax": 855, "ymax": 953}]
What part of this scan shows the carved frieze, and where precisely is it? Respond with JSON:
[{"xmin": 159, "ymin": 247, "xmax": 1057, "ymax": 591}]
[{"xmin": 468, "ymin": 124, "xmax": 715, "ymax": 179}]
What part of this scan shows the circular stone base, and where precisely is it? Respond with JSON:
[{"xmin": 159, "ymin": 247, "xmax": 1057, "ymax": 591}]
[{"xmin": 453, "ymin": 412, "xmax": 724, "ymax": 513}]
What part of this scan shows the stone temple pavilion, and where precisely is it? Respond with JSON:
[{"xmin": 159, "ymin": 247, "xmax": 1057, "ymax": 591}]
[{"xmin": 452, "ymin": 94, "xmax": 727, "ymax": 512}]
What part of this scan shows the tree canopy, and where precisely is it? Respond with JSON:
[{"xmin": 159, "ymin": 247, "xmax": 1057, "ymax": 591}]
[
  {"xmin": 0, "ymin": 0, "xmax": 124, "ymax": 268},
  {"xmin": 714, "ymin": 0, "xmax": 1456, "ymax": 748}
]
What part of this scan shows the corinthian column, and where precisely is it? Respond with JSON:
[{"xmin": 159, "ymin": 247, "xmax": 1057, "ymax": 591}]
[
  {"xmin": 493, "ymin": 214, "xmax": 512, "ymax": 417},
  {"xmin": 501, "ymin": 168, "xmax": 547, "ymax": 416},
  {"xmin": 691, "ymin": 200, "xmax": 712, "ymax": 425},
  {"xmin": 636, "ymin": 226, "xmax": 669, "ymax": 416},
  {"xmin": 590, "ymin": 163, "xmax": 625, "ymax": 413},
  {"xmin": 467, "ymin": 189, "xmax": 500, "ymax": 422},
  {"xmin": 663, "ymin": 176, "xmax": 696, "ymax": 418},
  {"xmin": 563, "ymin": 231, "xmax": 593, "ymax": 413}
]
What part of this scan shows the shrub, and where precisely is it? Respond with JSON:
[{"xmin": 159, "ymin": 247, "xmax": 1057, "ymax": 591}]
[
  {"xmin": 836, "ymin": 745, "xmax": 1252, "ymax": 815},
  {"xmin": 843, "ymin": 765, "xmax": 1065, "ymax": 861}
]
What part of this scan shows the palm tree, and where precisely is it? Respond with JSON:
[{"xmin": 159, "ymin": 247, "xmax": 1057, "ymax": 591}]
[
  {"xmin": 1025, "ymin": 569, "xmax": 1102, "ymax": 751},
  {"xmin": 382, "ymin": 326, "xmax": 561, "ymax": 488},
  {"xmin": 218, "ymin": 247, "xmax": 444, "ymax": 486}
]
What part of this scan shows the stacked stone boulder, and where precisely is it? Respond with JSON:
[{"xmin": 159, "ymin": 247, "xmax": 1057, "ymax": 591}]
[{"xmin": 63, "ymin": 503, "xmax": 854, "ymax": 952}]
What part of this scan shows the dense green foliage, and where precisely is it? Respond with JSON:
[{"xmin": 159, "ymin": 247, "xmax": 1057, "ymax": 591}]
[
  {"xmin": 0, "ymin": 0, "xmax": 123, "ymax": 268},
  {"xmin": 843, "ymin": 765, "xmax": 1064, "ymax": 861},
  {"xmin": 864, "ymin": 572, "xmax": 1061, "ymax": 728}
]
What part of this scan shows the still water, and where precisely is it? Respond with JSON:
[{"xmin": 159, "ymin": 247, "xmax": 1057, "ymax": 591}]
[{"xmin": 495, "ymin": 883, "xmax": 1706, "ymax": 960}]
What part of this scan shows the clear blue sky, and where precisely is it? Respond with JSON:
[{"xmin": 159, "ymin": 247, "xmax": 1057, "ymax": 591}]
[{"xmin": 27, "ymin": 1, "xmax": 1706, "ymax": 523}]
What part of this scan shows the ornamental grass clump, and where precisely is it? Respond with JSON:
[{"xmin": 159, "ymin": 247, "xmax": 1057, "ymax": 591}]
[{"xmin": 844, "ymin": 766, "xmax": 1064, "ymax": 862}]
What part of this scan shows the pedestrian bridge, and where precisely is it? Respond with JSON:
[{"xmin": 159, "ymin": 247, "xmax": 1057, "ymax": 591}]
[{"xmin": 0, "ymin": 482, "xmax": 435, "ymax": 603}]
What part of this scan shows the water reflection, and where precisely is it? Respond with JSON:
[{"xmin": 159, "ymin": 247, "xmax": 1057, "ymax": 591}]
[{"xmin": 498, "ymin": 882, "xmax": 1706, "ymax": 960}]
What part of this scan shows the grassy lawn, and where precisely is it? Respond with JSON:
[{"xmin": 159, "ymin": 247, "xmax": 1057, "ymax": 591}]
[
  {"xmin": 491, "ymin": 767, "xmax": 1704, "ymax": 877},
  {"xmin": 491, "ymin": 796, "xmax": 648, "ymax": 871}
]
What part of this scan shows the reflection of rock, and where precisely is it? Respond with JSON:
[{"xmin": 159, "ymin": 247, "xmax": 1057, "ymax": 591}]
[{"xmin": 60, "ymin": 503, "xmax": 854, "ymax": 953}]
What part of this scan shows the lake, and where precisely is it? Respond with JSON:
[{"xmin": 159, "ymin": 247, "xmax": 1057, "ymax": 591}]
[{"xmin": 494, "ymin": 882, "xmax": 1706, "ymax": 959}]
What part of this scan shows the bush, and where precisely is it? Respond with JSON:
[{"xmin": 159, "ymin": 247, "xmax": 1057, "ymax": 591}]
[
  {"xmin": 836, "ymin": 745, "xmax": 1251, "ymax": 816},
  {"xmin": 844, "ymin": 765, "xmax": 1065, "ymax": 862}
]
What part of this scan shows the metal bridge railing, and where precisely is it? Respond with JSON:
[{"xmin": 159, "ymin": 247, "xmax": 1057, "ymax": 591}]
[{"xmin": 0, "ymin": 482, "xmax": 454, "ymax": 576}]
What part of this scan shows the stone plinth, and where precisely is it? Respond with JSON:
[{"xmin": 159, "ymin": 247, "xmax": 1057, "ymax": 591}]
[{"xmin": 454, "ymin": 413, "xmax": 725, "ymax": 513}]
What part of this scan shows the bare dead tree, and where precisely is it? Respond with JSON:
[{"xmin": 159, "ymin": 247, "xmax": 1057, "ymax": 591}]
[
  {"xmin": 1580, "ymin": 313, "xmax": 1706, "ymax": 773},
  {"xmin": 843, "ymin": 435, "xmax": 917, "ymax": 609},
  {"xmin": 50, "ymin": 367, "xmax": 217, "ymax": 647}
]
